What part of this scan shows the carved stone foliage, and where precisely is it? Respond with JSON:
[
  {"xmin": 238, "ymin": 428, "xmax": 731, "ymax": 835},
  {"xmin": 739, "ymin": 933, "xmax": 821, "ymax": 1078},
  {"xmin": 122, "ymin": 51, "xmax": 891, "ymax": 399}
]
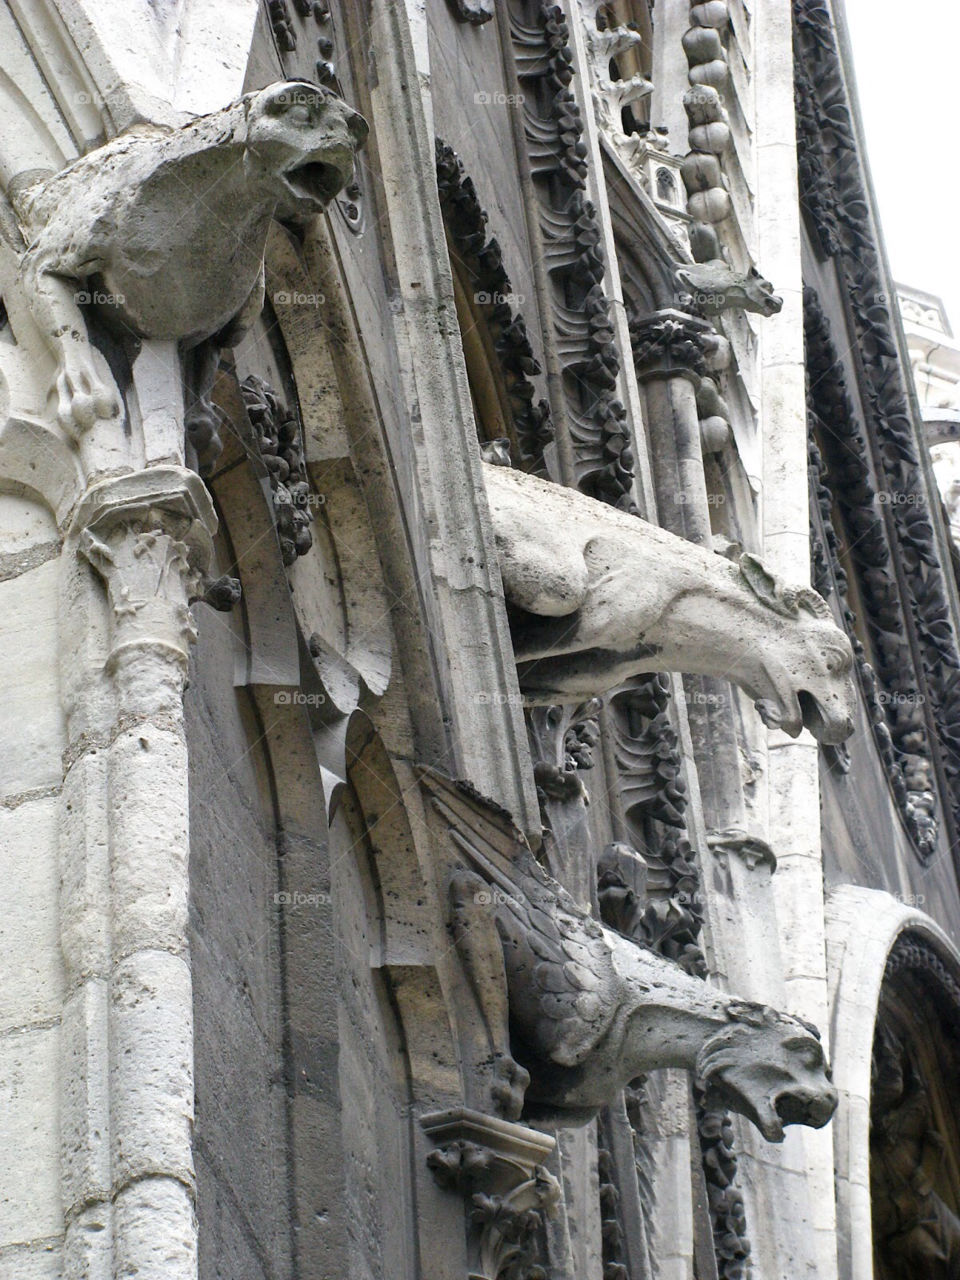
[
  {"xmin": 796, "ymin": 3, "xmax": 960, "ymax": 852},
  {"xmin": 596, "ymin": 1117, "xmax": 630, "ymax": 1280},
  {"xmin": 435, "ymin": 140, "xmax": 554, "ymax": 466},
  {"xmin": 804, "ymin": 286, "xmax": 942, "ymax": 858},
  {"xmin": 445, "ymin": 0, "xmax": 495, "ymax": 23},
  {"xmin": 240, "ymin": 374, "xmax": 313, "ymax": 565},
  {"xmin": 423, "ymin": 1110, "xmax": 559, "ymax": 1280},
  {"xmin": 77, "ymin": 468, "xmax": 237, "ymax": 662},
  {"xmin": 680, "ymin": 4, "xmax": 732, "ymax": 267},
  {"xmin": 509, "ymin": 0, "xmax": 637, "ymax": 509},
  {"xmin": 579, "ymin": 1, "xmax": 652, "ymax": 144},
  {"xmin": 528, "ymin": 700, "xmax": 601, "ymax": 806}
]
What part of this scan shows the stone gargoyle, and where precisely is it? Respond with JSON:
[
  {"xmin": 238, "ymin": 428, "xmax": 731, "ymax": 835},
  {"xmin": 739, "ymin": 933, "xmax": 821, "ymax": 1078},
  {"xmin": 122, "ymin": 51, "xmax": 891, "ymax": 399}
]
[
  {"xmin": 484, "ymin": 461, "xmax": 856, "ymax": 744},
  {"xmin": 7, "ymin": 81, "xmax": 366, "ymax": 463},
  {"xmin": 420, "ymin": 768, "xmax": 838, "ymax": 1140},
  {"xmin": 675, "ymin": 260, "xmax": 783, "ymax": 318}
]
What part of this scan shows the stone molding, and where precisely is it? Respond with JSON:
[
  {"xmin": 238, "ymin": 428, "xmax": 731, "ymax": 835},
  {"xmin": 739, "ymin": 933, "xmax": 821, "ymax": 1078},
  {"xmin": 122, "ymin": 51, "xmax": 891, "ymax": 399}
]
[{"xmin": 825, "ymin": 887, "xmax": 960, "ymax": 1280}]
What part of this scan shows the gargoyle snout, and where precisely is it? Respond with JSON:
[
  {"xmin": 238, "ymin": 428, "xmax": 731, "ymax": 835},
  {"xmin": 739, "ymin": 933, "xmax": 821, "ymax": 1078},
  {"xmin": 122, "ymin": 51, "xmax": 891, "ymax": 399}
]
[{"xmin": 775, "ymin": 1082, "xmax": 838, "ymax": 1131}]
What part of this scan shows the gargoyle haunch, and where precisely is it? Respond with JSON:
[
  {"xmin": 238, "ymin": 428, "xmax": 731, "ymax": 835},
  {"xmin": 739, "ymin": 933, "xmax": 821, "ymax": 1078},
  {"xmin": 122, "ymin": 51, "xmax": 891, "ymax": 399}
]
[
  {"xmin": 422, "ymin": 769, "xmax": 838, "ymax": 1140},
  {"xmin": 484, "ymin": 462, "xmax": 856, "ymax": 745},
  {"xmin": 9, "ymin": 81, "xmax": 367, "ymax": 460}
]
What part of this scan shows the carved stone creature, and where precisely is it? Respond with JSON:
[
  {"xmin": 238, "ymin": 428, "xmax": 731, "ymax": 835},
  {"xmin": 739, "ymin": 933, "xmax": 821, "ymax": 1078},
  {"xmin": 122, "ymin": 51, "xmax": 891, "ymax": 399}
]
[
  {"xmin": 426, "ymin": 770, "xmax": 838, "ymax": 1139},
  {"xmin": 675, "ymin": 261, "xmax": 783, "ymax": 318},
  {"xmin": 9, "ymin": 81, "xmax": 366, "ymax": 460},
  {"xmin": 484, "ymin": 462, "xmax": 856, "ymax": 743}
]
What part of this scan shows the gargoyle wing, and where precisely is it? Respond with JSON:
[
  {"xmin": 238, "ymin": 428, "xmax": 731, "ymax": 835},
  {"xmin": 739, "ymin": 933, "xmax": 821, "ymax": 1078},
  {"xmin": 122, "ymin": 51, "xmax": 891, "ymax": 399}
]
[
  {"xmin": 417, "ymin": 766, "xmax": 621, "ymax": 1067},
  {"xmin": 500, "ymin": 851, "xmax": 621, "ymax": 1067}
]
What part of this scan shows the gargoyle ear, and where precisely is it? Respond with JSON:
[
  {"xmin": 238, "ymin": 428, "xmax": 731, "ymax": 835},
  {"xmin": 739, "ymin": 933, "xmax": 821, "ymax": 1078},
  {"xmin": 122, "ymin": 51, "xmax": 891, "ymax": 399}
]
[{"xmin": 739, "ymin": 552, "xmax": 782, "ymax": 610}]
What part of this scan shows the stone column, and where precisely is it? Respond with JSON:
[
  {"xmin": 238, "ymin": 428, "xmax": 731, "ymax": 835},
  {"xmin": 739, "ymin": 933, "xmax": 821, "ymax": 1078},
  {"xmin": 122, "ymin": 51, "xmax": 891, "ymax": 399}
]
[
  {"xmin": 60, "ymin": 466, "xmax": 218, "ymax": 1280},
  {"xmin": 631, "ymin": 312, "xmax": 753, "ymax": 849}
]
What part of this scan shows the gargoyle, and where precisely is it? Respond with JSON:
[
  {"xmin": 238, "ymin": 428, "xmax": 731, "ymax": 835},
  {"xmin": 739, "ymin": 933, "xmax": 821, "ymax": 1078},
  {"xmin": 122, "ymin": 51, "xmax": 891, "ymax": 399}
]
[
  {"xmin": 484, "ymin": 462, "xmax": 856, "ymax": 744},
  {"xmin": 9, "ymin": 81, "xmax": 366, "ymax": 463},
  {"xmin": 675, "ymin": 261, "xmax": 783, "ymax": 318},
  {"xmin": 422, "ymin": 769, "xmax": 837, "ymax": 1140}
]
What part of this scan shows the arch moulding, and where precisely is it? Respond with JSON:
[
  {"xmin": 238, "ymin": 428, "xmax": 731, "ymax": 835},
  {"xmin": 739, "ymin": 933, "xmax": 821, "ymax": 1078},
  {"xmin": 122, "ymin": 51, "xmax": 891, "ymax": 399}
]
[{"xmin": 825, "ymin": 884, "xmax": 960, "ymax": 1280}]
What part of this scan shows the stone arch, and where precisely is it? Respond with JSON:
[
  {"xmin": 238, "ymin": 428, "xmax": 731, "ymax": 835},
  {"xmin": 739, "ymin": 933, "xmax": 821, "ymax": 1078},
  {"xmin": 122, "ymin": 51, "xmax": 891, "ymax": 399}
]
[{"xmin": 826, "ymin": 885, "xmax": 960, "ymax": 1280}]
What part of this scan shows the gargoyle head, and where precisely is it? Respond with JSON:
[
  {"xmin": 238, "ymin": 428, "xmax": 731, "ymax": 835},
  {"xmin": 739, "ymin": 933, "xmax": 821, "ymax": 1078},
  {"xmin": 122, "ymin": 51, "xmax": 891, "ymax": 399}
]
[
  {"xmin": 243, "ymin": 81, "xmax": 368, "ymax": 219},
  {"xmin": 738, "ymin": 553, "xmax": 856, "ymax": 745},
  {"xmin": 696, "ymin": 1002, "xmax": 838, "ymax": 1143},
  {"xmin": 675, "ymin": 263, "xmax": 783, "ymax": 318}
]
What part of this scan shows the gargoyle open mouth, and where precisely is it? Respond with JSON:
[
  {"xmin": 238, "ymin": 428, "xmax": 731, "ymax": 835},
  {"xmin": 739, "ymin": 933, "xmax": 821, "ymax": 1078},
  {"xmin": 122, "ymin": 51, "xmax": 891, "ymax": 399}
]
[
  {"xmin": 755, "ymin": 690, "xmax": 853, "ymax": 745},
  {"xmin": 283, "ymin": 158, "xmax": 349, "ymax": 206},
  {"xmin": 797, "ymin": 689, "xmax": 852, "ymax": 745}
]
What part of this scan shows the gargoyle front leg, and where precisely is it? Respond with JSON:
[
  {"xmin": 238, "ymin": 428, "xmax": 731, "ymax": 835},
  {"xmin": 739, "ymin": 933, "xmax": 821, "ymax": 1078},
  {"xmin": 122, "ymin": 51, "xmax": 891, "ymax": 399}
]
[
  {"xmin": 182, "ymin": 262, "xmax": 265, "ymax": 473},
  {"xmin": 19, "ymin": 254, "xmax": 121, "ymax": 438},
  {"xmin": 448, "ymin": 870, "xmax": 530, "ymax": 1120}
]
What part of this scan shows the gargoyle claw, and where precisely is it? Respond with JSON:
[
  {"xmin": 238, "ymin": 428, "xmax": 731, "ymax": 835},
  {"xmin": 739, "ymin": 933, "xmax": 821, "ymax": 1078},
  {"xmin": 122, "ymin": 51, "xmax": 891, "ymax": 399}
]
[
  {"xmin": 56, "ymin": 366, "xmax": 120, "ymax": 435},
  {"xmin": 491, "ymin": 1054, "xmax": 530, "ymax": 1121}
]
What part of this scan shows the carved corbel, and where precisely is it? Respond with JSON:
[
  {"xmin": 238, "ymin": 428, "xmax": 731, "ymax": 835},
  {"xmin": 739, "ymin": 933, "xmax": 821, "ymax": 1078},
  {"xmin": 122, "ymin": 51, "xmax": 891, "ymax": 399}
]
[
  {"xmin": 422, "ymin": 1109, "xmax": 560, "ymax": 1280},
  {"xmin": 74, "ymin": 467, "xmax": 234, "ymax": 673},
  {"xmin": 707, "ymin": 828, "xmax": 777, "ymax": 873}
]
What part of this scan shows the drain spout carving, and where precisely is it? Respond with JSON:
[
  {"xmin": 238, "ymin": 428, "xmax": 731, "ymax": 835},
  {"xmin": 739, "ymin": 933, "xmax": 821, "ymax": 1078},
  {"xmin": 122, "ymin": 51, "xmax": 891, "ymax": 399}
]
[
  {"xmin": 8, "ymin": 81, "xmax": 366, "ymax": 462},
  {"xmin": 423, "ymin": 769, "xmax": 838, "ymax": 1141},
  {"xmin": 484, "ymin": 462, "xmax": 856, "ymax": 744}
]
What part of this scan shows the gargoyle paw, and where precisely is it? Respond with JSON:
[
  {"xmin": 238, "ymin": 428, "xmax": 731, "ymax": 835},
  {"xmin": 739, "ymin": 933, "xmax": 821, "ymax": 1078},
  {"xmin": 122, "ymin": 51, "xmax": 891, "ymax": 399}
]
[
  {"xmin": 490, "ymin": 1053, "xmax": 530, "ymax": 1121},
  {"xmin": 56, "ymin": 366, "xmax": 120, "ymax": 435}
]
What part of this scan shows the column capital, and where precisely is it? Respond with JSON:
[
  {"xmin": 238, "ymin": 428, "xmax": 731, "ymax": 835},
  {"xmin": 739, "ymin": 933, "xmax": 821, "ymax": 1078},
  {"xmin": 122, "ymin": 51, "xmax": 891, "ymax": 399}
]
[
  {"xmin": 422, "ymin": 1108, "xmax": 559, "ymax": 1280},
  {"xmin": 629, "ymin": 308, "xmax": 714, "ymax": 382},
  {"xmin": 74, "ymin": 467, "xmax": 221, "ymax": 662}
]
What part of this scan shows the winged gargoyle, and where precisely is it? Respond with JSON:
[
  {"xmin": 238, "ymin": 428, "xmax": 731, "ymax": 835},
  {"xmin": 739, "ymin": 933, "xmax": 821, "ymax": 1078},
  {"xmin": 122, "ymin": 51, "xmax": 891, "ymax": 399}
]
[
  {"xmin": 484, "ymin": 461, "xmax": 856, "ymax": 744},
  {"xmin": 420, "ymin": 769, "xmax": 838, "ymax": 1142}
]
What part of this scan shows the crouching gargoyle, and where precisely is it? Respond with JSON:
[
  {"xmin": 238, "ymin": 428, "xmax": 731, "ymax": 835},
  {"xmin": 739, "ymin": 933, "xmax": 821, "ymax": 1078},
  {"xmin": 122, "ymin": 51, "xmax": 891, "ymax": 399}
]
[
  {"xmin": 7, "ymin": 81, "xmax": 366, "ymax": 464},
  {"xmin": 484, "ymin": 461, "xmax": 856, "ymax": 744},
  {"xmin": 420, "ymin": 768, "xmax": 838, "ymax": 1140}
]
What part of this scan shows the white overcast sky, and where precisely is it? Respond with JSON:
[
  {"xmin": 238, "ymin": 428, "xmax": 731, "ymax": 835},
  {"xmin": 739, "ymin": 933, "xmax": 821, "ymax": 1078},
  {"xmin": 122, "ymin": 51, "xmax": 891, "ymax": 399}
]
[{"xmin": 842, "ymin": 0, "xmax": 958, "ymax": 325}]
